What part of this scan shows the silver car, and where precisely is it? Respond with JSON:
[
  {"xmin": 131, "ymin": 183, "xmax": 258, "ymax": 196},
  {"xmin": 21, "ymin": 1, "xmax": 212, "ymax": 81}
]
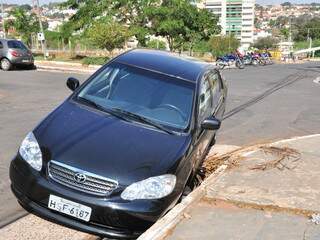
[{"xmin": 0, "ymin": 39, "xmax": 35, "ymax": 71}]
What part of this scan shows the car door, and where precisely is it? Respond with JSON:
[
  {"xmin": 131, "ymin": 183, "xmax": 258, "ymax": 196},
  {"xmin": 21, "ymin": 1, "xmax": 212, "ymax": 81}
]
[{"xmin": 192, "ymin": 71, "xmax": 221, "ymax": 171}]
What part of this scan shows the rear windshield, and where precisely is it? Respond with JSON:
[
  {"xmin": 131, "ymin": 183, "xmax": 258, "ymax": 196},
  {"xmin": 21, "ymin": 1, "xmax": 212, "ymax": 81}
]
[{"xmin": 7, "ymin": 40, "xmax": 28, "ymax": 50}]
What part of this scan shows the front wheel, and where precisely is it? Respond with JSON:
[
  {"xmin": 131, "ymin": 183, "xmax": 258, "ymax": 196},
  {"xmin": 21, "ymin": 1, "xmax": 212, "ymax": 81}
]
[
  {"xmin": 236, "ymin": 60, "xmax": 245, "ymax": 69},
  {"xmin": 216, "ymin": 60, "xmax": 225, "ymax": 70},
  {"xmin": 252, "ymin": 59, "xmax": 258, "ymax": 66},
  {"xmin": 1, "ymin": 58, "xmax": 12, "ymax": 71}
]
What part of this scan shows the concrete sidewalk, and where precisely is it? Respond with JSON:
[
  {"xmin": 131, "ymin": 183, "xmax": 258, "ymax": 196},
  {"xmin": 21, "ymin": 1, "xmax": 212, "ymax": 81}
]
[
  {"xmin": 139, "ymin": 134, "xmax": 320, "ymax": 240},
  {"xmin": 35, "ymin": 60, "xmax": 99, "ymax": 74}
]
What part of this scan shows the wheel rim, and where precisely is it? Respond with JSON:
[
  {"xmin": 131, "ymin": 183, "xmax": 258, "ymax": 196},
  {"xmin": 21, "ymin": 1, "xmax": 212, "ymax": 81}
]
[{"xmin": 1, "ymin": 59, "xmax": 10, "ymax": 70}]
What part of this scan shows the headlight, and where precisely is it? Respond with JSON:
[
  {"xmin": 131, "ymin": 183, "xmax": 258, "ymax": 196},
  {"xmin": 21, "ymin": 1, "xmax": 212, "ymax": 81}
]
[
  {"xmin": 121, "ymin": 174, "xmax": 176, "ymax": 201},
  {"xmin": 19, "ymin": 132, "xmax": 42, "ymax": 171}
]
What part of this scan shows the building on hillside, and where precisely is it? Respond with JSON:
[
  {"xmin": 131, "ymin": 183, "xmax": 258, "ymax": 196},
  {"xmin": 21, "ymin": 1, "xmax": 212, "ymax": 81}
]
[{"xmin": 200, "ymin": 0, "xmax": 255, "ymax": 49}]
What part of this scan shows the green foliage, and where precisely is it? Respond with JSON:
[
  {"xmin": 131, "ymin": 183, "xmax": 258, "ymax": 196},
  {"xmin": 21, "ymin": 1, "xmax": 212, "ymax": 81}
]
[
  {"xmin": 280, "ymin": 28, "xmax": 289, "ymax": 39},
  {"xmin": 294, "ymin": 39, "xmax": 320, "ymax": 50},
  {"xmin": 208, "ymin": 35, "xmax": 240, "ymax": 57},
  {"xmin": 44, "ymin": 30, "xmax": 61, "ymax": 49},
  {"xmin": 147, "ymin": 0, "xmax": 220, "ymax": 51},
  {"xmin": 193, "ymin": 40, "xmax": 211, "ymax": 54},
  {"xmin": 82, "ymin": 56, "xmax": 110, "ymax": 65},
  {"xmin": 9, "ymin": 8, "xmax": 39, "ymax": 46},
  {"xmin": 253, "ymin": 36, "xmax": 279, "ymax": 49},
  {"xmin": 146, "ymin": 39, "xmax": 166, "ymax": 50},
  {"xmin": 294, "ymin": 17, "xmax": 320, "ymax": 41},
  {"xmin": 62, "ymin": 0, "xmax": 220, "ymax": 52},
  {"xmin": 85, "ymin": 19, "xmax": 130, "ymax": 52}
]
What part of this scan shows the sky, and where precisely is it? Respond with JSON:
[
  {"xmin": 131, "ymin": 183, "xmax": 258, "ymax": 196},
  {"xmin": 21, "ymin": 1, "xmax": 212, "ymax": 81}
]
[{"xmin": 4, "ymin": 0, "xmax": 318, "ymax": 5}]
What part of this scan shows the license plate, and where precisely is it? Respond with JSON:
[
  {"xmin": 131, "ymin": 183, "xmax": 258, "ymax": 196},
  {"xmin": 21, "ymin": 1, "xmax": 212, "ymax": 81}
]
[
  {"xmin": 48, "ymin": 195, "xmax": 92, "ymax": 222},
  {"xmin": 22, "ymin": 60, "xmax": 30, "ymax": 63}
]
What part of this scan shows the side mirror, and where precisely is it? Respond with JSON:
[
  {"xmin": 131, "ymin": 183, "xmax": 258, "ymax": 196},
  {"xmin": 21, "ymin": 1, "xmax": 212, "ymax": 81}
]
[
  {"xmin": 201, "ymin": 116, "xmax": 221, "ymax": 130},
  {"xmin": 66, "ymin": 77, "xmax": 80, "ymax": 91}
]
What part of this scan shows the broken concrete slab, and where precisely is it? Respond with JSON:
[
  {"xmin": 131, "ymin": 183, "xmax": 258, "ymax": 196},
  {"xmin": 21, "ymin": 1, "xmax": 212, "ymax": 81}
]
[
  {"xmin": 166, "ymin": 199, "xmax": 320, "ymax": 240},
  {"xmin": 207, "ymin": 135, "xmax": 320, "ymax": 213}
]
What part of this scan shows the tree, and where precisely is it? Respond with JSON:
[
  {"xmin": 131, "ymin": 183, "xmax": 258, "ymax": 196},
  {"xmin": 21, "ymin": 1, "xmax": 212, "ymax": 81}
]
[
  {"xmin": 280, "ymin": 28, "xmax": 290, "ymax": 40},
  {"xmin": 62, "ymin": 0, "xmax": 220, "ymax": 51},
  {"xmin": 147, "ymin": 0, "xmax": 220, "ymax": 51},
  {"xmin": 294, "ymin": 17, "xmax": 320, "ymax": 41},
  {"xmin": 9, "ymin": 8, "xmax": 40, "ymax": 46},
  {"xmin": 62, "ymin": 0, "xmax": 159, "ymax": 46},
  {"xmin": 146, "ymin": 39, "xmax": 166, "ymax": 50},
  {"xmin": 208, "ymin": 35, "xmax": 240, "ymax": 57},
  {"xmin": 85, "ymin": 19, "xmax": 129, "ymax": 53},
  {"xmin": 281, "ymin": 2, "xmax": 292, "ymax": 7},
  {"xmin": 253, "ymin": 36, "xmax": 279, "ymax": 49}
]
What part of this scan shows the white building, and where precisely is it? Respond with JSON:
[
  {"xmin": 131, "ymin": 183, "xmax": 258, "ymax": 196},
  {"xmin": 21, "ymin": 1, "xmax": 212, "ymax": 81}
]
[{"xmin": 202, "ymin": 0, "xmax": 255, "ymax": 49}]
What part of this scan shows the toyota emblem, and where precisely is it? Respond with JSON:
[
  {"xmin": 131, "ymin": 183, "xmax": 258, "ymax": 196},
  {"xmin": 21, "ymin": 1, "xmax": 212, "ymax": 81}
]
[{"xmin": 74, "ymin": 172, "xmax": 87, "ymax": 183}]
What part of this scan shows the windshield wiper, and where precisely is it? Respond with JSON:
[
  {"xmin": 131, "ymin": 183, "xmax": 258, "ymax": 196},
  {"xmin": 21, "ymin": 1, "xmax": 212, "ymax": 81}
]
[
  {"xmin": 111, "ymin": 108, "xmax": 175, "ymax": 135},
  {"xmin": 76, "ymin": 97, "xmax": 130, "ymax": 122},
  {"xmin": 77, "ymin": 97, "xmax": 174, "ymax": 134}
]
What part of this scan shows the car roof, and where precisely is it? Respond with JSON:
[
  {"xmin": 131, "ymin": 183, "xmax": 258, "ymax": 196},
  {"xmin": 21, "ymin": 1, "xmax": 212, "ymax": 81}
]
[{"xmin": 114, "ymin": 49, "xmax": 214, "ymax": 82}]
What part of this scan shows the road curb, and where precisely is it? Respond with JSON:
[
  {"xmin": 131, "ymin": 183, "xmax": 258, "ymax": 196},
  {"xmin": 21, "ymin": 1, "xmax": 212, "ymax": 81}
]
[
  {"xmin": 137, "ymin": 144, "xmax": 239, "ymax": 240},
  {"xmin": 35, "ymin": 61, "xmax": 100, "ymax": 74},
  {"xmin": 138, "ymin": 165, "xmax": 228, "ymax": 240},
  {"xmin": 36, "ymin": 65, "xmax": 96, "ymax": 74}
]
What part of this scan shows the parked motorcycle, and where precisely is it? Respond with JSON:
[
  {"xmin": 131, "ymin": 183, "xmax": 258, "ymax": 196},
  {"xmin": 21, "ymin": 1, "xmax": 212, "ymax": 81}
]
[
  {"xmin": 216, "ymin": 53, "xmax": 244, "ymax": 70},
  {"xmin": 243, "ymin": 54, "xmax": 259, "ymax": 66}
]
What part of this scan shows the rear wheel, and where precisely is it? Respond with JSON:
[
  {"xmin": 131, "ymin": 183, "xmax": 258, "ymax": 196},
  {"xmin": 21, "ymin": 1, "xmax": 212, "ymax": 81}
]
[{"xmin": 1, "ymin": 58, "xmax": 12, "ymax": 71}]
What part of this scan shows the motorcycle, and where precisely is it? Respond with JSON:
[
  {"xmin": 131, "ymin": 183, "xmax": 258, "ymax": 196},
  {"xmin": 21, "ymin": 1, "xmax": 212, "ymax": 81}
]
[
  {"xmin": 216, "ymin": 53, "xmax": 244, "ymax": 70},
  {"xmin": 243, "ymin": 54, "xmax": 259, "ymax": 66}
]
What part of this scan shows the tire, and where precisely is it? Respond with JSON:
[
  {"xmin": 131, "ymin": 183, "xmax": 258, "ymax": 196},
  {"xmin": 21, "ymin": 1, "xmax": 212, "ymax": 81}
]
[
  {"xmin": 1, "ymin": 58, "xmax": 12, "ymax": 71},
  {"xmin": 236, "ymin": 61, "xmax": 245, "ymax": 69},
  {"xmin": 216, "ymin": 60, "xmax": 225, "ymax": 70},
  {"xmin": 259, "ymin": 59, "xmax": 266, "ymax": 66},
  {"xmin": 252, "ymin": 59, "xmax": 258, "ymax": 66}
]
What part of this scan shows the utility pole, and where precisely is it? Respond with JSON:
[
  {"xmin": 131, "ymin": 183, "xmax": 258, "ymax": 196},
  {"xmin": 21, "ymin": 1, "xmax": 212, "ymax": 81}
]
[
  {"xmin": 35, "ymin": 0, "xmax": 47, "ymax": 59},
  {"xmin": 1, "ymin": 0, "xmax": 5, "ymax": 38}
]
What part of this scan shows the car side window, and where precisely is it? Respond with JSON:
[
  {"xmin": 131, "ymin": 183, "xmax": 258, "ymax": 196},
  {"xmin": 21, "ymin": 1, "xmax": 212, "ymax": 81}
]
[
  {"xmin": 198, "ymin": 76, "xmax": 213, "ymax": 126},
  {"xmin": 0, "ymin": 41, "xmax": 3, "ymax": 49}
]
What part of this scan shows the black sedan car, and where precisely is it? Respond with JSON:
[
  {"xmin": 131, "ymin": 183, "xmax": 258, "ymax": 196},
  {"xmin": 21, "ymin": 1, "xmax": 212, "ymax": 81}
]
[{"xmin": 10, "ymin": 49, "xmax": 227, "ymax": 239}]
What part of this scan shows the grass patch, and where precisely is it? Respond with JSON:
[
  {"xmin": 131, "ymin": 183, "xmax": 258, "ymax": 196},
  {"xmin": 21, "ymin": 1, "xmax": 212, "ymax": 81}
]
[{"xmin": 81, "ymin": 56, "xmax": 110, "ymax": 66}]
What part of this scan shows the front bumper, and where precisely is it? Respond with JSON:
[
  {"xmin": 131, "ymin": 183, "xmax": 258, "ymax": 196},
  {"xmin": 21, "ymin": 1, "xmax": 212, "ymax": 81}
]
[{"xmin": 10, "ymin": 157, "xmax": 180, "ymax": 239}]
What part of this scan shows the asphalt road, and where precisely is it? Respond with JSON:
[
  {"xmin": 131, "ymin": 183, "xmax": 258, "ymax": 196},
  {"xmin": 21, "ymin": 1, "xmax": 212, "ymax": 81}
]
[{"xmin": 0, "ymin": 62, "xmax": 319, "ymax": 228}]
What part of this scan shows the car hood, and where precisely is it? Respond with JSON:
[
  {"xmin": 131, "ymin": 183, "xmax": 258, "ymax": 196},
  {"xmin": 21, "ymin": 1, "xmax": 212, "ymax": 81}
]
[{"xmin": 34, "ymin": 101, "xmax": 191, "ymax": 186}]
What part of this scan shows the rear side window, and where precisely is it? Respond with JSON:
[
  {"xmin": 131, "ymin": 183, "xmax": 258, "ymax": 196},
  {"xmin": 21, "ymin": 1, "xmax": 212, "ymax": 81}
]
[
  {"xmin": 7, "ymin": 40, "xmax": 28, "ymax": 50},
  {"xmin": 198, "ymin": 78, "xmax": 213, "ymax": 124}
]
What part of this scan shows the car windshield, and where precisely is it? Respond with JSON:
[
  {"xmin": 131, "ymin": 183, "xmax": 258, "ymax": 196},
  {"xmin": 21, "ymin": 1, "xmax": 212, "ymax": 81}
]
[
  {"xmin": 7, "ymin": 40, "xmax": 28, "ymax": 50},
  {"xmin": 77, "ymin": 62, "xmax": 195, "ymax": 132}
]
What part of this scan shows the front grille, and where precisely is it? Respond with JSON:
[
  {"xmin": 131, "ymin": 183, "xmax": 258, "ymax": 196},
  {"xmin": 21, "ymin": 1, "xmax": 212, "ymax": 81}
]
[{"xmin": 48, "ymin": 160, "xmax": 118, "ymax": 196}]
